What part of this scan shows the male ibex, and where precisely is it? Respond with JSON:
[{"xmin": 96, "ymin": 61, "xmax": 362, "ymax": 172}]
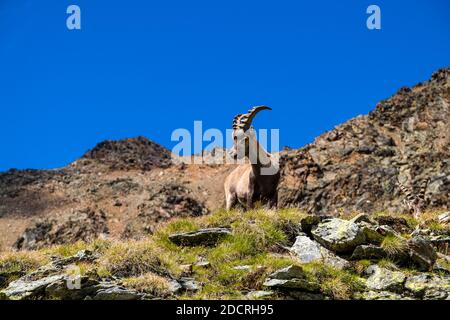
[{"xmin": 224, "ymin": 106, "xmax": 280, "ymax": 210}]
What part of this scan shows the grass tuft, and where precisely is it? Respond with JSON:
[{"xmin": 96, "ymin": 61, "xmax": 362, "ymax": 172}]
[
  {"xmin": 122, "ymin": 272, "xmax": 173, "ymax": 297},
  {"xmin": 99, "ymin": 239, "xmax": 180, "ymax": 278},
  {"xmin": 381, "ymin": 235, "xmax": 408, "ymax": 257}
]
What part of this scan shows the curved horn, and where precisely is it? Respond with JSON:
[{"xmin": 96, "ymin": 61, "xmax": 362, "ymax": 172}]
[
  {"xmin": 240, "ymin": 105, "xmax": 271, "ymax": 131},
  {"xmin": 232, "ymin": 114, "xmax": 244, "ymax": 129}
]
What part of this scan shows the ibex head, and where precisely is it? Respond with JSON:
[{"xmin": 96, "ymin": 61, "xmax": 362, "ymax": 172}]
[{"xmin": 228, "ymin": 106, "xmax": 271, "ymax": 160}]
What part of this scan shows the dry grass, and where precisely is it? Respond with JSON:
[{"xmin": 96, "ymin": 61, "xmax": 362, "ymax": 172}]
[
  {"xmin": 381, "ymin": 235, "xmax": 408, "ymax": 257},
  {"xmin": 99, "ymin": 238, "xmax": 181, "ymax": 278},
  {"xmin": 122, "ymin": 272, "xmax": 173, "ymax": 297}
]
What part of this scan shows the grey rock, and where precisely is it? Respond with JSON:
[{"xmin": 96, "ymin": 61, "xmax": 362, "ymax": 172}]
[
  {"xmin": 407, "ymin": 237, "xmax": 437, "ymax": 271},
  {"xmin": 358, "ymin": 222, "xmax": 384, "ymax": 245},
  {"xmin": 92, "ymin": 284, "xmax": 143, "ymax": 300},
  {"xmin": 22, "ymin": 263, "xmax": 61, "ymax": 281},
  {"xmin": 366, "ymin": 266, "xmax": 406, "ymax": 292},
  {"xmin": 351, "ymin": 245, "xmax": 387, "ymax": 260},
  {"xmin": 267, "ymin": 265, "xmax": 305, "ymax": 280},
  {"xmin": 405, "ymin": 274, "xmax": 450, "ymax": 299},
  {"xmin": 263, "ymin": 278, "xmax": 320, "ymax": 292},
  {"xmin": 263, "ymin": 265, "xmax": 320, "ymax": 292},
  {"xmin": 246, "ymin": 290, "xmax": 275, "ymax": 299},
  {"xmin": 45, "ymin": 276, "xmax": 99, "ymax": 300},
  {"xmin": 169, "ymin": 228, "xmax": 231, "ymax": 246},
  {"xmin": 167, "ymin": 279, "xmax": 182, "ymax": 294},
  {"xmin": 438, "ymin": 212, "xmax": 450, "ymax": 224},
  {"xmin": 1, "ymin": 274, "xmax": 65, "ymax": 300},
  {"xmin": 290, "ymin": 235, "xmax": 350, "ymax": 270},
  {"xmin": 311, "ymin": 218, "xmax": 366, "ymax": 253},
  {"xmin": 287, "ymin": 291, "xmax": 325, "ymax": 300},
  {"xmin": 179, "ymin": 277, "xmax": 200, "ymax": 291},
  {"xmin": 359, "ymin": 291, "xmax": 409, "ymax": 300}
]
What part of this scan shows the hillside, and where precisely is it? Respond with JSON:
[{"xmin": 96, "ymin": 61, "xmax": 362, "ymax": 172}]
[
  {"xmin": 1, "ymin": 208, "xmax": 449, "ymax": 300},
  {"xmin": 1, "ymin": 68, "xmax": 449, "ymax": 250},
  {"xmin": 1, "ymin": 68, "xmax": 450, "ymax": 250},
  {"xmin": 0, "ymin": 67, "xmax": 449, "ymax": 300}
]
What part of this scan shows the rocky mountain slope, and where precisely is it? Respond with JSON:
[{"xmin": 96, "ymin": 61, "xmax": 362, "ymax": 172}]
[
  {"xmin": 1, "ymin": 209, "xmax": 449, "ymax": 300},
  {"xmin": 0, "ymin": 67, "xmax": 449, "ymax": 252},
  {"xmin": 278, "ymin": 68, "xmax": 450, "ymax": 214}
]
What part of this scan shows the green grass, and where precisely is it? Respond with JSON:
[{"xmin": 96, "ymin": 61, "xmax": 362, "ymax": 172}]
[
  {"xmin": 3, "ymin": 208, "xmax": 446, "ymax": 299},
  {"xmin": 98, "ymin": 238, "xmax": 181, "ymax": 278},
  {"xmin": 301, "ymin": 262, "xmax": 365, "ymax": 300},
  {"xmin": 0, "ymin": 251, "xmax": 49, "ymax": 287},
  {"xmin": 381, "ymin": 235, "xmax": 408, "ymax": 257}
]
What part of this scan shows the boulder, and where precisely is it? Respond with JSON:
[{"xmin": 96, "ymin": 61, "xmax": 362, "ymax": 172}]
[
  {"xmin": 290, "ymin": 235, "xmax": 350, "ymax": 270},
  {"xmin": 92, "ymin": 284, "xmax": 143, "ymax": 300},
  {"xmin": 358, "ymin": 222, "xmax": 384, "ymax": 245},
  {"xmin": 45, "ymin": 276, "xmax": 99, "ymax": 300},
  {"xmin": 407, "ymin": 237, "xmax": 437, "ymax": 271},
  {"xmin": 311, "ymin": 218, "xmax": 366, "ymax": 253},
  {"xmin": 167, "ymin": 279, "xmax": 183, "ymax": 294},
  {"xmin": 351, "ymin": 245, "xmax": 387, "ymax": 260},
  {"xmin": 169, "ymin": 228, "xmax": 231, "ymax": 246},
  {"xmin": 178, "ymin": 277, "xmax": 201, "ymax": 291},
  {"xmin": 1, "ymin": 274, "xmax": 65, "ymax": 300},
  {"xmin": 365, "ymin": 266, "xmax": 406, "ymax": 293},
  {"xmin": 263, "ymin": 265, "xmax": 320, "ymax": 292},
  {"xmin": 268, "ymin": 265, "xmax": 305, "ymax": 280},
  {"xmin": 359, "ymin": 291, "xmax": 408, "ymax": 300},
  {"xmin": 263, "ymin": 278, "xmax": 320, "ymax": 292},
  {"xmin": 405, "ymin": 274, "xmax": 450, "ymax": 299}
]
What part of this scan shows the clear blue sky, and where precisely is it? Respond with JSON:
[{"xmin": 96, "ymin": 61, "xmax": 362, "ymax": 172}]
[{"xmin": 0, "ymin": 1, "xmax": 449, "ymax": 171}]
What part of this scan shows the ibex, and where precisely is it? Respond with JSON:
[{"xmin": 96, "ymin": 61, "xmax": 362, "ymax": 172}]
[
  {"xmin": 224, "ymin": 106, "xmax": 280, "ymax": 210},
  {"xmin": 397, "ymin": 178, "xmax": 429, "ymax": 219}
]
